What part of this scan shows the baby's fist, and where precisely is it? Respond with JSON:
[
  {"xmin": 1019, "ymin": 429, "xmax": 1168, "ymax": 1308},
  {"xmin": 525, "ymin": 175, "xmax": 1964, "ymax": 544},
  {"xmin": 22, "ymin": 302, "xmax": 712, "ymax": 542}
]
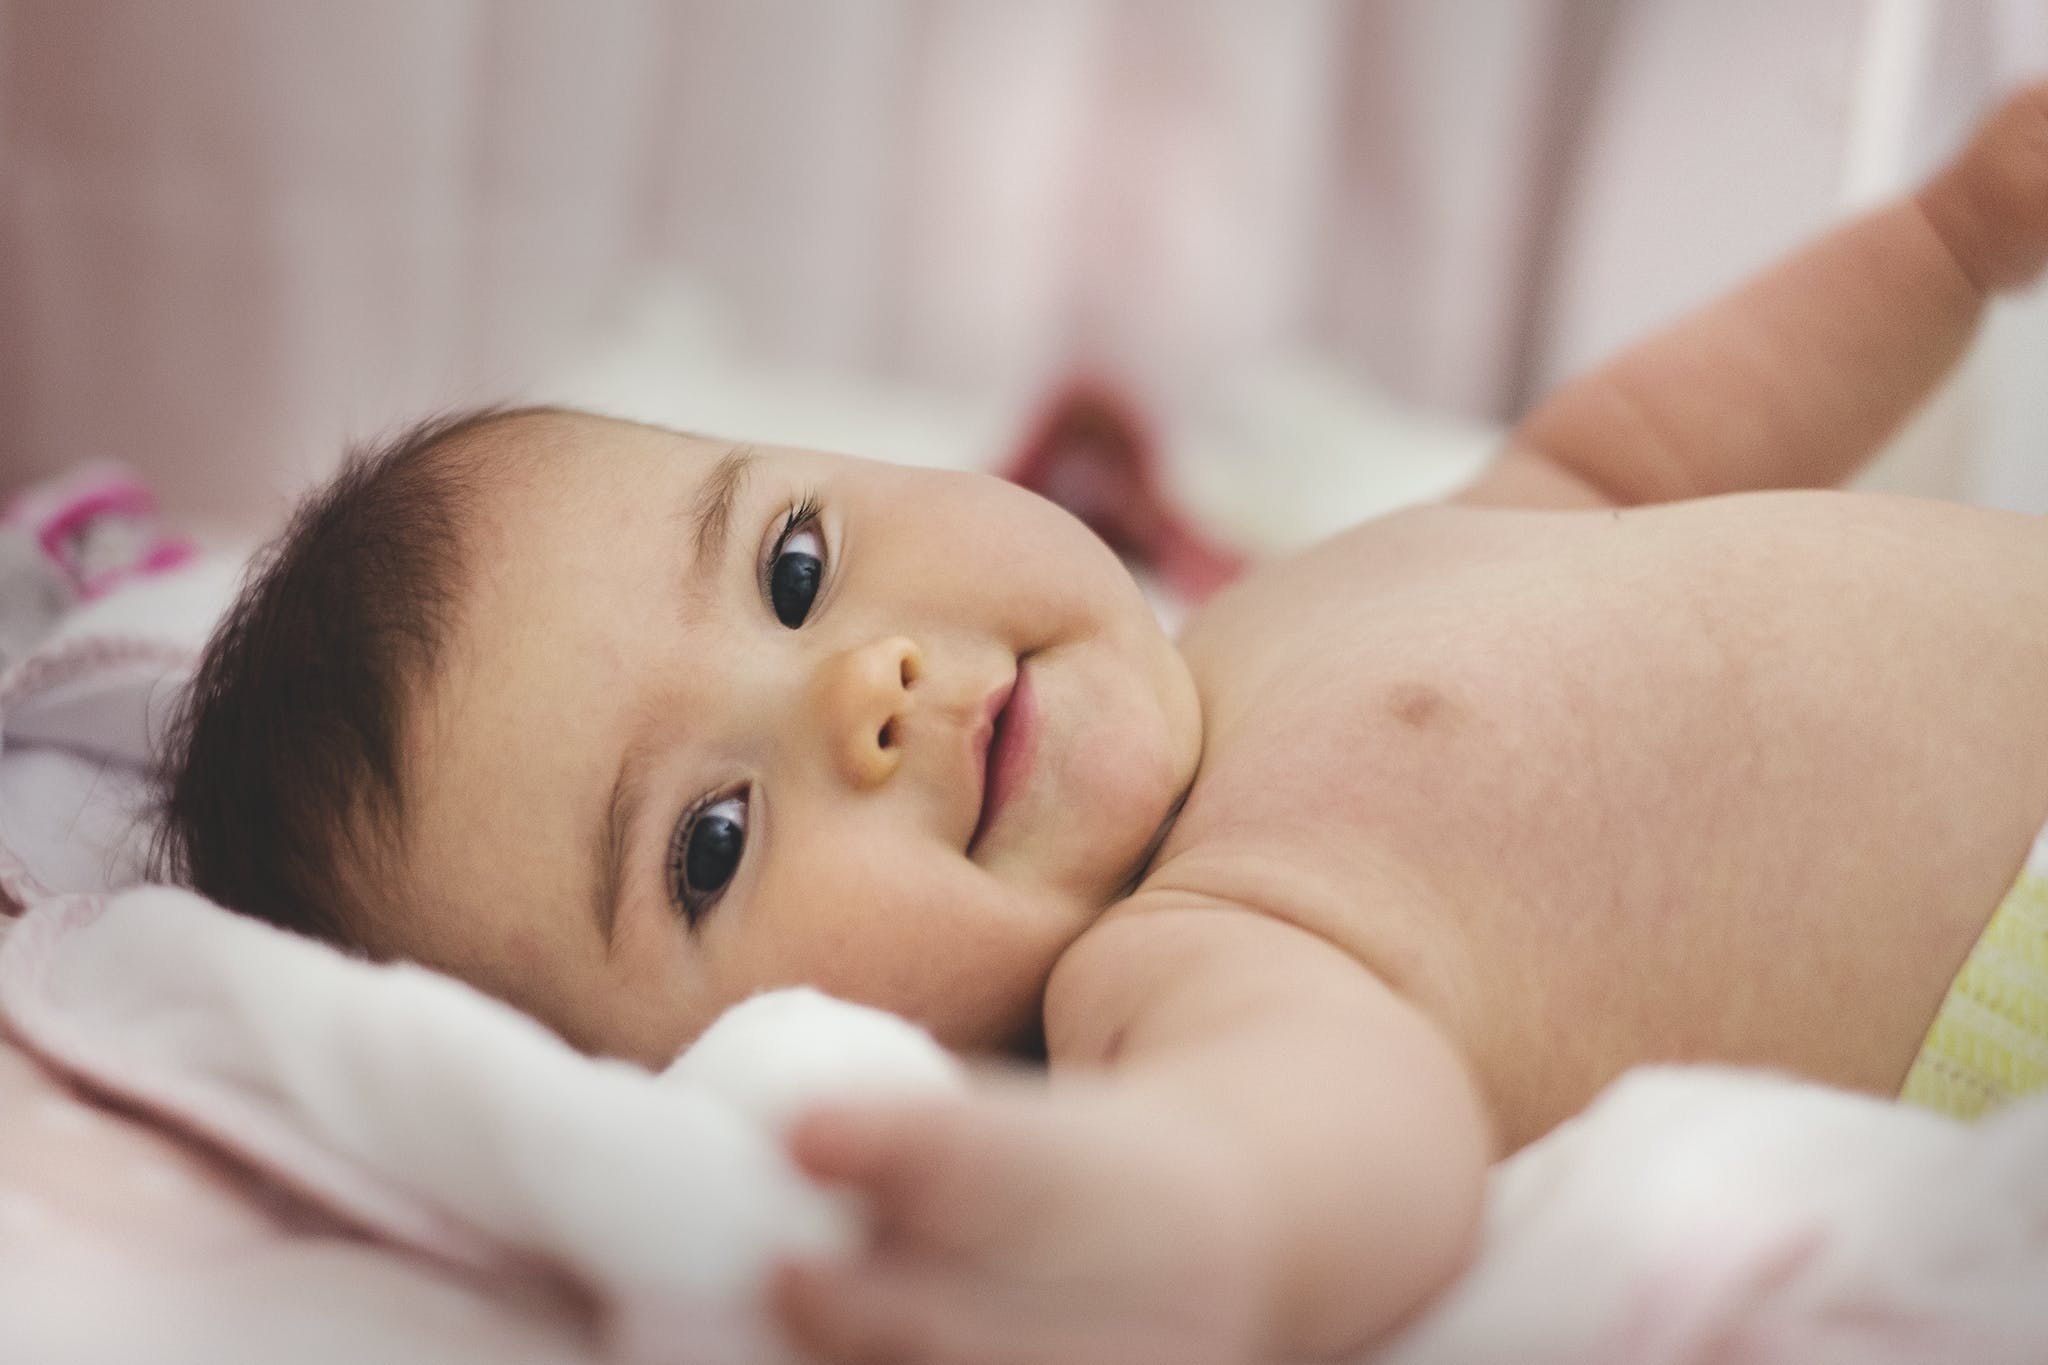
[
  {"xmin": 775, "ymin": 1085, "xmax": 1266, "ymax": 1365},
  {"xmin": 1922, "ymin": 79, "xmax": 2048, "ymax": 292}
]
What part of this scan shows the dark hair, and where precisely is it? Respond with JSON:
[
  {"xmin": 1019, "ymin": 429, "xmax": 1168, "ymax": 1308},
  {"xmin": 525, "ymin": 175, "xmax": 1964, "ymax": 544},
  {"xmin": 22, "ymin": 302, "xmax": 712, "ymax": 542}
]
[{"xmin": 154, "ymin": 405, "xmax": 554, "ymax": 946}]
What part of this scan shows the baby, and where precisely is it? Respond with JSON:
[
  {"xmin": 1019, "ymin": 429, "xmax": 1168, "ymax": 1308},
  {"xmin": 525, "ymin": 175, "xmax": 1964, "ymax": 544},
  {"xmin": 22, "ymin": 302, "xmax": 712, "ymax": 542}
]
[{"xmin": 161, "ymin": 83, "xmax": 2048, "ymax": 1361}]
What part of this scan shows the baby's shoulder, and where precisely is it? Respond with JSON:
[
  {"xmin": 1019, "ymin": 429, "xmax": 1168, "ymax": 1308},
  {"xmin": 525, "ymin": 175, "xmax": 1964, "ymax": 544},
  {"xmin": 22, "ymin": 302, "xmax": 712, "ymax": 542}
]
[{"xmin": 1043, "ymin": 884, "xmax": 1388, "ymax": 1068}]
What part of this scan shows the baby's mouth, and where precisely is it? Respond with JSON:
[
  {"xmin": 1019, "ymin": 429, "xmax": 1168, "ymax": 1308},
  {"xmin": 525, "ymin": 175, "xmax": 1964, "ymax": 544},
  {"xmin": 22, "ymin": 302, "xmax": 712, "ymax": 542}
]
[{"xmin": 968, "ymin": 662, "xmax": 1034, "ymax": 855}]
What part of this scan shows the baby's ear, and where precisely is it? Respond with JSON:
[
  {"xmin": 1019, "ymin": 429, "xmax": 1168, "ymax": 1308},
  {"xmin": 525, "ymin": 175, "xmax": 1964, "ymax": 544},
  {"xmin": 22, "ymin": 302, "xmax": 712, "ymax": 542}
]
[{"xmin": 661, "ymin": 987, "xmax": 966, "ymax": 1133}]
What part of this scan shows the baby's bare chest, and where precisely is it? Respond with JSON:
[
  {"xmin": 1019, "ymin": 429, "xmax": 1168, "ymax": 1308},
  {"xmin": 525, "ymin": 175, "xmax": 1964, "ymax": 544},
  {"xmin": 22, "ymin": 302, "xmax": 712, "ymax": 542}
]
[{"xmin": 1155, "ymin": 495, "xmax": 2048, "ymax": 1146}]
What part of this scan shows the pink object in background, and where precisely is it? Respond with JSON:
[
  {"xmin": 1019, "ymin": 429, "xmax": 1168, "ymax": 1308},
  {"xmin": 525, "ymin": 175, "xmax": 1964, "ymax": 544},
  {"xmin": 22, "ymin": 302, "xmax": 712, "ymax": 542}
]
[
  {"xmin": 1002, "ymin": 380, "xmax": 1245, "ymax": 605},
  {"xmin": 2, "ymin": 462, "xmax": 195, "ymax": 604}
]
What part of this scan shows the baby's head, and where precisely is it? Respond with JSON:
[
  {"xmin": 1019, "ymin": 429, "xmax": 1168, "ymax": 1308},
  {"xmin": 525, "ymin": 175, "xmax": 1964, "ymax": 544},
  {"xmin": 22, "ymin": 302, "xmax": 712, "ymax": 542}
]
[{"xmin": 160, "ymin": 408, "xmax": 1201, "ymax": 1065}]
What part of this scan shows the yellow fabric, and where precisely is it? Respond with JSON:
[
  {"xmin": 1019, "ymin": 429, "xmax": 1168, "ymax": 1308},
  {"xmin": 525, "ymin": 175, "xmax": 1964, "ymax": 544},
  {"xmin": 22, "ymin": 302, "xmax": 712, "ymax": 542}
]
[{"xmin": 1900, "ymin": 839, "xmax": 2048, "ymax": 1121}]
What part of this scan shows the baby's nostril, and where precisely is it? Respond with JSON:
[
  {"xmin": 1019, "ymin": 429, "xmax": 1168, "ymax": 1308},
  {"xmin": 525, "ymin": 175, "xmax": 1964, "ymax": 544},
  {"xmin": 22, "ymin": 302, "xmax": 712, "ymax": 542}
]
[
  {"xmin": 899, "ymin": 655, "xmax": 916, "ymax": 687},
  {"xmin": 877, "ymin": 720, "xmax": 895, "ymax": 750}
]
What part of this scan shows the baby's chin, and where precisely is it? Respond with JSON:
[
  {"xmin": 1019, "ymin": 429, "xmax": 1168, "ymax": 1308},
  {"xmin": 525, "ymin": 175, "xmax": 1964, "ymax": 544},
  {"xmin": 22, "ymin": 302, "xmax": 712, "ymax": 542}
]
[{"xmin": 1086, "ymin": 636, "xmax": 1203, "ymax": 894}]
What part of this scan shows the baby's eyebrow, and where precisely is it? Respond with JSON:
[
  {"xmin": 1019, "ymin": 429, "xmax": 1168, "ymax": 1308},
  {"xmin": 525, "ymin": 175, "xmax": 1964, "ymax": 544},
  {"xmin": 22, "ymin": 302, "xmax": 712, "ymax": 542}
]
[
  {"xmin": 687, "ymin": 445, "xmax": 757, "ymax": 577},
  {"xmin": 594, "ymin": 731, "xmax": 658, "ymax": 950},
  {"xmin": 593, "ymin": 446, "xmax": 756, "ymax": 947}
]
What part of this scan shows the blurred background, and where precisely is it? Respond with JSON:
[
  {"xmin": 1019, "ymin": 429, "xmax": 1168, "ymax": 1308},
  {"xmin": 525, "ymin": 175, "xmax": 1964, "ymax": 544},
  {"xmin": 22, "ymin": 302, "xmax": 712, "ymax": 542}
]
[{"xmin": 3, "ymin": 0, "xmax": 2047, "ymax": 561}]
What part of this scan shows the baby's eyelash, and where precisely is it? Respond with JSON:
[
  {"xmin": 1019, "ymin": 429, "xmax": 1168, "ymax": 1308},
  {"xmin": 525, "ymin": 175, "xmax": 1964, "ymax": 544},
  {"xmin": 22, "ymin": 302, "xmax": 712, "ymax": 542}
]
[
  {"xmin": 665, "ymin": 793, "xmax": 708, "ymax": 924},
  {"xmin": 773, "ymin": 492, "xmax": 823, "ymax": 558}
]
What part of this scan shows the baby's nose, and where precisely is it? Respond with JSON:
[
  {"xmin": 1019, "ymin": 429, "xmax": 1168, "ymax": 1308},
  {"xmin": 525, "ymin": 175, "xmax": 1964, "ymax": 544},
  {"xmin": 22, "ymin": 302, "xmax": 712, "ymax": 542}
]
[{"xmin": 817, "ymin": 636, "xmax": 923, "ymax": 789}]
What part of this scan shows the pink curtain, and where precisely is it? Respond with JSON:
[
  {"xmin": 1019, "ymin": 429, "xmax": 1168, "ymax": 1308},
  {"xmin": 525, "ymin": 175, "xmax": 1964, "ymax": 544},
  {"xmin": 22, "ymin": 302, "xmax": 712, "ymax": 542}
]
[{"xmin": 3, "ymin": 1, "xmax": 2043, "ymax": 530}]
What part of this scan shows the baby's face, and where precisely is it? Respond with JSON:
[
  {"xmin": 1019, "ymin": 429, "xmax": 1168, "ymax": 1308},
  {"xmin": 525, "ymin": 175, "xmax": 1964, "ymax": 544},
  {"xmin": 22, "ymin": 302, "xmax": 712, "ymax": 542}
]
[{"xmin": 387, "ymin": 413, "xmax": 1201, "ymax": 1066}]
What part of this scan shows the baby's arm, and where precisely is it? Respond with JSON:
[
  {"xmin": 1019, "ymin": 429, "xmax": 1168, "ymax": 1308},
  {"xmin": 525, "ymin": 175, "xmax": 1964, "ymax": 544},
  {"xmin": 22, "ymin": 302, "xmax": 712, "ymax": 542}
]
[
  {"xmin": 778, "ymin": 903, "xmax": 1493, "ymax": 1362},
  {"xmin": 1468, "ymin": 79, "xmax": 2048, "ymax": 508},
  {"xmin": 1048, "ymin": 904, "xmax": 1494, "ymax": 1354}
]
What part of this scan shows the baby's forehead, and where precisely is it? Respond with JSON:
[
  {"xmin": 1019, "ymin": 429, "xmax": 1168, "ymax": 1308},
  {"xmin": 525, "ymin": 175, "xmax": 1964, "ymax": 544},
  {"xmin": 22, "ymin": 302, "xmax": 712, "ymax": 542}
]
[
  {"xmin": 435, "ymin": 416, "xmax": 718, "ymax": 561},
  {"xmin": 458, "ymin": 410, "xmax": 701, "ymax": 485},
  {"xmin": 464, "ymin": 413, "xmax": 869, "ymax": 511}
]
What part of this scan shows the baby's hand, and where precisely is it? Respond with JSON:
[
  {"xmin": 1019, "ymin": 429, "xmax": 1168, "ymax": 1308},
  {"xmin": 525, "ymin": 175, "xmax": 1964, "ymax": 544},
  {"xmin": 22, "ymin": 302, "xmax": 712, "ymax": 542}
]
[
  {"xmin": 774, "ymin": 1078, "xmax": 1266, "ymax": 1365},
  {"xmin": 1923, "ymin": 79, "xmax": 2048, "ymax": 293}
]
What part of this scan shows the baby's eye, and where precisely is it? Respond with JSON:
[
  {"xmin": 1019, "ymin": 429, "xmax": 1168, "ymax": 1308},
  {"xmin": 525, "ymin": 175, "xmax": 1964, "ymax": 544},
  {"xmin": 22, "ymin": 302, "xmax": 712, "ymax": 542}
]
[
  {"xmin": 670, "ymin": 792, "xmax": 748, "ymax": 923},
  {"xmin": 768, "ymin": 504, "xmax": 825, "ymax": 627}
]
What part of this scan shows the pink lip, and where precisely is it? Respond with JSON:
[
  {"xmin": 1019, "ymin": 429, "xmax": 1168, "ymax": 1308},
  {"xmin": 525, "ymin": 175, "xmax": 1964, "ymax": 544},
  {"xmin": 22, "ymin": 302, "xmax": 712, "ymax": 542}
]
[{"xmin": 969, "ymin": 662, "xmax": 1036, "ymax": 855}]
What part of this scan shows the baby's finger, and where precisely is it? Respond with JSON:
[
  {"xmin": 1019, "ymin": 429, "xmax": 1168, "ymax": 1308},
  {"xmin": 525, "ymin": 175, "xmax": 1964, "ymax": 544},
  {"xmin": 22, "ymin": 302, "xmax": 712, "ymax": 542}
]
[
  {"xmin": 786, "ymin": 1100, "xmax": 1008, "ymax": 1243},
  {"xmin": 787, "ymin": 1101, "xmax": 951, "ymax": 1193},
  {"xmin": 788, "ymin": 1083, "xmax": 1159, "ymax": 1252}
]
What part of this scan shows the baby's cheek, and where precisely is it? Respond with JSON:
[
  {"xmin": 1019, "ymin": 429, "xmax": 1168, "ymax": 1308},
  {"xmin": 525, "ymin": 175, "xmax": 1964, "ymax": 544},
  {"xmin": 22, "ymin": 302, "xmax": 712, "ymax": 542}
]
[
  {"xmin": 832, "ymin": 879, "xmax": 1051, "ymax": 1046},
  {"xmin": 460, "ymin": 914, "xmax": 637, "ymax": 1057},
  {"xmin": 502, "ymin": 922, "xmax": 554, "ymax": 978},
  {"xmin": 1058, "ymin": 681, "xmax": 1182, "ymax": 868}
]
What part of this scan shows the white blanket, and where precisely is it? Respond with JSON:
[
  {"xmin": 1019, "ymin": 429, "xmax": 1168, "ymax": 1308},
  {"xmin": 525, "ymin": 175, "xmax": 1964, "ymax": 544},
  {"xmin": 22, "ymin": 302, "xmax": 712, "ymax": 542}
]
[{"xmin": 6, "ymin": 888, "xmax": 2048, "ymax": 1364}]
